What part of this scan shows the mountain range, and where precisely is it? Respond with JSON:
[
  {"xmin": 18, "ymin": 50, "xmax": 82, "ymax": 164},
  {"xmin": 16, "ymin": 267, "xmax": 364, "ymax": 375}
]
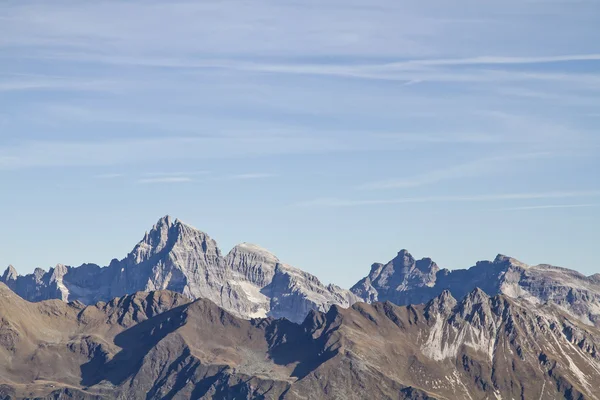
[
  {"xmin": 3, "ymin": 216, "xmax": 600, "ymax": 328},
  {"xmin": 1, "ymin": 216, "xmax": 358, "ymax": 323},
  {"xmin": 2, "ymin": 216, "xmax": 600, "ymax": 399},
  {"xmin": 1, "ymin": 280, "xmax": 600, "ymax": 399}
]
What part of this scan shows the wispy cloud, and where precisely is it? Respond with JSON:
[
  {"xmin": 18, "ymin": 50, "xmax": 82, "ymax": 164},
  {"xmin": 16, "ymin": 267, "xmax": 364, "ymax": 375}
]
[
  {"xmin": 374, "ymin": 132, "xmax": 501, "ymax": 144},
  {"xmin": 77, "ymin": 57, "xmax": 600, "ymax": 86},
  {"xmin": 0, "ymin": 75, "xmax": 119, "ymax": 93},
  {"xmin": 295, "ymin": 191, "xmax": 600, "ymax": 208},
  {"xmin": 1, "ymin": 0, "xmax": 599, "ymax": 280},
  {"xmin": 224, "ymin": 173, "xmax": 278, "ymax": 180},
  {"xmin": 137, "ymin": 177, "xmax": 193, "ymax": 184},
  {"xmin": 142, "ymin": 171, "xmax": 209, "ymax": 177},
  {"xmin": 94, "ymin": 173, "xmax": 123, "ymax": 179},
  {"xmin": 28, "ymin": 52, "xmax": 600, "ymax": 68},
  {"xmin": 380, "ymin": 54, "xmax": 600, "ymax": 68},
  {"xmin": 202, "ymin": 55, "xmax": 600, "ymax": 86},
  {"xmin": 246, "ymin": 64, "xmax": 600, "ymax": 87},
  {"xmin": 359, "ymin": 152, "xmax": 551, "ymax": 190},
  {"xmin": 8, "ymin": 54, "xmax": 600, "ymax": 88},
  {"xmin": 499, "ymin": 204, "xmax": 597, "ymax": 211},
  {"xmin": 37, "ymin": 104, "xmax": 222, "ymax": 133},
  {"xmin": 3, "ymin": 1, "xmax": 600, "ymax": 91},
  {"xmin": 0, "ymin": 135, "xmax": 362, "ymax": 170}
]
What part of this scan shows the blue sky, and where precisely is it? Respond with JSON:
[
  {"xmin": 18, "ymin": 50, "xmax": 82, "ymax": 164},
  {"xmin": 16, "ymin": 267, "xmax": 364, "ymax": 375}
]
[{"xmin": 1, "ymin": 0, "xmax": 599, "ymax": 287}]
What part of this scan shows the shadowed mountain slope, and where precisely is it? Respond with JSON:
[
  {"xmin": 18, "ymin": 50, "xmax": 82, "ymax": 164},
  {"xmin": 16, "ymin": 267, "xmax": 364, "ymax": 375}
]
[{"xmin": 2, "ymin": 282, "xmax": 600, "ymax": 399}]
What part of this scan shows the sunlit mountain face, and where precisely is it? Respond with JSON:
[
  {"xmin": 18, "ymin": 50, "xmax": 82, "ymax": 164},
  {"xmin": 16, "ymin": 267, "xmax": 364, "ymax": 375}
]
[{"xmin": 2, "ymin": 1, "xmax": 599, "ymax": 399}]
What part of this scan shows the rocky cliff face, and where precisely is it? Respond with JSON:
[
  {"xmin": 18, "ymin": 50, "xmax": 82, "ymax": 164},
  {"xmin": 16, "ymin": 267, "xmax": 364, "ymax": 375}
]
[
  {"xmin": 351, "ymin": 250, "xmax": 600, "ymax": 328},
  {"xmin": 2, "ymin": 282, "xmax": 600, "ymax": 400},
  {"xmin": 352, "ymin": 249, "xmax": 440, "ymax": 304},
  {"xmin": 1, "ymin": 216, "xmax": 358, "ymax": 323},
  {"xmin": 3, "ymin": 216, "xmax": 600, "ymax": 328}
]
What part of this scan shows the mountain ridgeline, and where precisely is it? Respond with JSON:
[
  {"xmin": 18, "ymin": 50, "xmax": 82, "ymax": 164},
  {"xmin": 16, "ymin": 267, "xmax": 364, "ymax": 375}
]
[
  {"xmin": 2, "ymin": 216, "xmax": 600, "ymax": 399},
  {"xmin": 1, "ymin": 216, "xmax": 358, "ymax": 323},
  {"xmin": 1, "ymin": 282, "xmax": 600, "ymax": 399},
  {"xmin": 3, "ymin": 216, "xmax": 600, "ymax": 327}
]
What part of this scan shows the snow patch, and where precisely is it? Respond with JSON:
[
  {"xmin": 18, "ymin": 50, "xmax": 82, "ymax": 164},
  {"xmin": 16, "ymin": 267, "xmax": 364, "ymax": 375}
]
[{"xmin": 230, "ymin": 280, "xmax": 269, "ymax": 305}]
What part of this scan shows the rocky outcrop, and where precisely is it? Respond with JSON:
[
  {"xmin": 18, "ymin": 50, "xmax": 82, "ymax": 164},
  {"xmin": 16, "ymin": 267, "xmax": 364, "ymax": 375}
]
[
  {"xmin": 2, "ymin": 282, "xmax": 600, "ymax": 400},
  {"xmin": 223, "ymin": 242, "xmax": 360, "ymax": 321},
  {"xmin": 1, "ymin": 216, "xmax": 358, "ymax": 323},
  {"xmin": 352, "ymin": 249, "xmax": 440, "ymax": 304},
  {"xmin": 1, "ymin": 265, "xmax": 17, "ymax": 282},
  {"xmin": 3, "ymin": 216, "xmax": 600, "ymax": 327},
  {"xmin": 352, "ymin": 250, "xmax": 600, "ymax": 328}
]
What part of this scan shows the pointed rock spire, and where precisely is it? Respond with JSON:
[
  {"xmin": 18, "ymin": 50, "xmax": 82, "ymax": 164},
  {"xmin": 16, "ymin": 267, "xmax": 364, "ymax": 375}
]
[
  {"xmin": 33, "ymin": 268, "xmax": 46, "ymax": 280},
  {"xmin": 2, "ymin": 265, "xmax": 18, "ymax": 282},
  {"xmin": 465, "ymin": 287, "xmax": 490, "ymax": 304},
  {"xmin": 351, "ymin": 249, "xmax": 441, "ymax": 303},
  {"xmin": 425, "ymin": 289, "xmax": 457, "ymax": 317},
  {"xmin": 457, "ymin": 288, "xmax": 495, "ymax": 326},
  {"xmin": 129, "ymin": 215, "xmax": 184, "ymax": 263},
  {"xmin": 50, "ymin": 264, "xmax": 68, "ymax": 280},
  {"xmin": 155, "ymin": 215, "xmax": 175, "ymax": 228},
  {"xmin": 394, "ymin": 249, "xmax": 416, "ymax": 266}
]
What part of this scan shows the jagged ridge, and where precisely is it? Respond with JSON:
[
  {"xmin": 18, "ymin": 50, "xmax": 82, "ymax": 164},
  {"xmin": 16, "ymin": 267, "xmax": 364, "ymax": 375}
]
[
  {"xmin": 3, "ymin": 216, "xmax": 600, "ymax": 329},
  {"xmin": 1, "ymin": 216, "xmax": 358, "ymax": 323},
  {"xmin": 351, "ymin": 249, "xmax": 600, "ymax": 328},
  {"xmin": 2, "ymin": 282, "xmax": 600, "ymax": 399}
]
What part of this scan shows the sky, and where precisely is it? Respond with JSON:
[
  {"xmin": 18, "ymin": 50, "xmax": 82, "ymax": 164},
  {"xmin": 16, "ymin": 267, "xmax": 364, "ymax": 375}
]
[{"xmin": 1, "ymin": 0, "xmax": 599, "ymax": 288}]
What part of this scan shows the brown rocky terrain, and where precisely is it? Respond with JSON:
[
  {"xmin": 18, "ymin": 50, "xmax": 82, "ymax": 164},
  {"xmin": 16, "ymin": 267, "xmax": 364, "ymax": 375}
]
[{"xmin": 2, "ymin": 281, "xmax": 600, "ymax": 399}]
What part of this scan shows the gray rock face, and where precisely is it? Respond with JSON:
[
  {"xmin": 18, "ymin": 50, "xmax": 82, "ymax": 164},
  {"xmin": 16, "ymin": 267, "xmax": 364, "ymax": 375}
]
[
  {"xmin": 352, "ymin": 249, "xmax": 439, "ymax": 304},
  {"xmin": 1, "ymin": 265, "xmax": 17, "ymax": 282},
  {"xmin": 351, "ymin": 250, "xmax": 600, "ymax": 328},
  {"xmin": 3, "ymin": 216, "xmax": 599, "ymax": 327},
  {"xmin": 223, "ymin": 242, "xmax": 359, "ymax": 321},
  {"xmin": 1, "ymin": 216, "xmax": 358, "ymax": 323}
]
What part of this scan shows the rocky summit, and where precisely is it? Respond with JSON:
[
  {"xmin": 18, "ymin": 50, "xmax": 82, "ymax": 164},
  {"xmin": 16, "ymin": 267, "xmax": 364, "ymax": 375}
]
[
  {"xmin": 2, "ymin": 216, "xmax": 600, "ymax": 399},
  {"xmin": 0, "ymin": 216, "xmax": 358, "ymax": 323},
  {"xmin": 3, "ymin": 216, "xmax": 600, "ymax": 331},
  {"xmin": 351, "ymin": 250, "xmax": 600, "ymax": 328}
]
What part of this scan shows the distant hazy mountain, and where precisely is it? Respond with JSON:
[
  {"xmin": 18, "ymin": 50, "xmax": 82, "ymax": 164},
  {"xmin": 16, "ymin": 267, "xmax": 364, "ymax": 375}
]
[
  {"xmin": 0, "ymin": 216, "xmax": 358, "ymax": 323},
  {"xmin": 1, "ymin": 282, "xmax": 599, "ymax": 399},
  {"xmin": 3, "ymin": 215, "xmax": 600, "ymax": 329}
]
